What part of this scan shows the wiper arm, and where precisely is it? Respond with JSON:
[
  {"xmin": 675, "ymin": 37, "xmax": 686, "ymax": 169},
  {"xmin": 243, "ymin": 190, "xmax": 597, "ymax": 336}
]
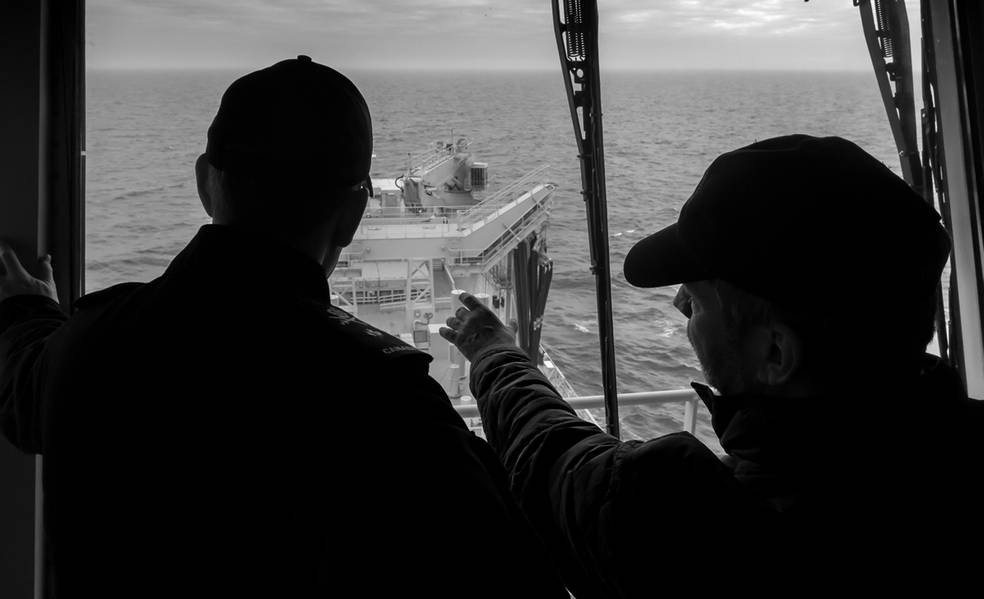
[{"xmin": 553, "ymin": 0, "xmax": 620, "ymax": 438}]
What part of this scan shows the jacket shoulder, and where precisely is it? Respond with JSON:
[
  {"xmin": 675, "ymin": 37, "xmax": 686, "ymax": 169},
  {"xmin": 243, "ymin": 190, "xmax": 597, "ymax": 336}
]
[
  {"xmin": 301, "ymin": 302, "xmax": 432, "ymax": 367},
  {"xmin": 74, "ymin": 282, "xmax": 144, "ymax": 311},
  {"xmin": 616, "ymin": 432, "xmax": 773, "ymax": 521},
  {"xmin": 616, "ymin": 432, "xmax": 729, "ymax": 486}
]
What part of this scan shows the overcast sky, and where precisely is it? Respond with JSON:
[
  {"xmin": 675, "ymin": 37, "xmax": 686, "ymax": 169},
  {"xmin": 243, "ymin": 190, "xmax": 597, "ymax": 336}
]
[{"xmin": 86, "ymin": 0, "xmax": 921, "ymax": 71}]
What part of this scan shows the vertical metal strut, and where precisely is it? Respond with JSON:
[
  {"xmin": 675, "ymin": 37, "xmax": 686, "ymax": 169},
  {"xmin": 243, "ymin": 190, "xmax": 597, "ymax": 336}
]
[
  {"xmin": 552, "ymin": 0, "xmax": 620, "ymax": 438},
  {"xmin": 858, "ymin": 0, "xmax": 950, "ymax": 361}
]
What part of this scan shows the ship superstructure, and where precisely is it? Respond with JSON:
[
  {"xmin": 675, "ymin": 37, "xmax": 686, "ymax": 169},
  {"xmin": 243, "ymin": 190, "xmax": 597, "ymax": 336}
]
[{"xmin": 329, "ymin": 139, "xmax": 571, "ymax": 414}]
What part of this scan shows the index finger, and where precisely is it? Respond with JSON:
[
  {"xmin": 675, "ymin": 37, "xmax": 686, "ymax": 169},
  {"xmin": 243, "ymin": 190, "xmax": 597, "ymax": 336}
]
[{"xmin": 458, "ymin": 291, "xmax": 483, "ymax": 311}]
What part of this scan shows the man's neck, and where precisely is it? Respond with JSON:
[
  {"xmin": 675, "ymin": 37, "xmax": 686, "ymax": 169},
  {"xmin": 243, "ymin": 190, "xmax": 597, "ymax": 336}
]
[{"xmin": 210, "ymin": 218, "xmax": 332, "ymax": 270}]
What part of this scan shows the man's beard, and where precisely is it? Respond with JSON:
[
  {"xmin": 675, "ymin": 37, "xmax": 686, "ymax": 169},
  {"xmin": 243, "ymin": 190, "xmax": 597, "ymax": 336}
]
[{"xmin": 688, "ymin": 328, "xmax": 750, "ymax": 395}]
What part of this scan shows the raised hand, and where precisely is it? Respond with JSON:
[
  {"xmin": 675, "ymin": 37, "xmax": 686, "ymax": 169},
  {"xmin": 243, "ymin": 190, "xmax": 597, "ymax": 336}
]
[
  {"xmin": 0, "ymin": 242, "xmax": 58, "ymax": 303},
  {"xmin": 438, "ymin": 291, "xmax": 515, "ymax": 362}
]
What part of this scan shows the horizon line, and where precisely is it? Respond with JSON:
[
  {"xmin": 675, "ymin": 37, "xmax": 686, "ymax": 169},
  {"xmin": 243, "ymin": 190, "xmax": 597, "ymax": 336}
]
[{"xmin": 86, "ymin": 65, "xmax": 874, "ymax": 73}]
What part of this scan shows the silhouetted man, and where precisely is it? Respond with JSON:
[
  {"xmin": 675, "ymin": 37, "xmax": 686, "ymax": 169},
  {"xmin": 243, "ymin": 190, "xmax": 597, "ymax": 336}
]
[
  {"xmin": 441, "ymin": 135, "xmax": 983, "ymax": 595},
  {"xmin": 0, "ymin": 57, "xmax": 565, "ymax": 598}
]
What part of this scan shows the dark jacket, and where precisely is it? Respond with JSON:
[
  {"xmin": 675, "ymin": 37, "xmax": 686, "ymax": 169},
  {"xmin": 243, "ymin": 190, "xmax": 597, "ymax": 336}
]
[
  {"xmin": 0, "ymin": 225, "xmax": 566, "ymax": 598},
  {"xmin": 471, "ymin": 346, "xmax": 984, "ymax": 597}
]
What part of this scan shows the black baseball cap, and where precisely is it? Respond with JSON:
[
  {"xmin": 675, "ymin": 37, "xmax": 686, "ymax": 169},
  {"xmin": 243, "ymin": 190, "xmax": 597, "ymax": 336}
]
[
  {"xmin": 623, "ymin": 134, "xmax": 950, "ymax": 316},
  {"xmin": 205, "ymin": 55, "xmax": 372, "ymax": 190}
]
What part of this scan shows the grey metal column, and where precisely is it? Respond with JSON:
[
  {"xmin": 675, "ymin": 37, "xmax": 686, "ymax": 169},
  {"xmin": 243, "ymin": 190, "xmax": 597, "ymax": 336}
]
[
  {"xmin": 0, "ymin": 4, "xmax": 46, "ymax": 599},
  {"xmin": 926, "ymin": 0, "xmax": 984, "ymax": 399},
  {"xmin": 0, "ymin": 2, "xmax": 85, "ymax": 598}
]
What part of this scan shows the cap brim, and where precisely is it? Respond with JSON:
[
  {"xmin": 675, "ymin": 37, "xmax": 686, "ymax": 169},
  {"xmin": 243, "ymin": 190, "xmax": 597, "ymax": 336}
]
[{"xmin": 623, "ymin": 223, "xmax": 714, "ymax": 288}]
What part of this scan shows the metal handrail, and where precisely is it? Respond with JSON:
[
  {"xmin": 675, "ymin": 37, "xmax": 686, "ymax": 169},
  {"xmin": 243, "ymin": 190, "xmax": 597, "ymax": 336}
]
[
  {"xmin": 453, "ymin": 388, "xmax": 701, "ymax": 435},
  {"xmin": 361, "ymin": 172, "xmax": 551, "ymax": 229},
  {"xmin": 354, "ymin": 184, "xmax": 551, "ymax": 242},
  {"xmin": 414, "ymin": 147, "xmax": 455, "ymax": 174},
  {"xmin": 449, "ymin": 193, "xmax": 551, "ymax": 265},
  {"xmin": 355, "ymin": 221, "xmax": 455, "ymax": 240},
  {"xmin": 364, "ymin": 205, "xmax": 466, "ymax": 220},
  {"xmin": 457, "ymin": 166, "xmax": 551, "ymax": 223}
]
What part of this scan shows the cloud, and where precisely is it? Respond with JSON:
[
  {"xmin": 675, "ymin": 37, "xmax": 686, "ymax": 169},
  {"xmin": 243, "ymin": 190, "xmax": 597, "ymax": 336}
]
[
  {"xmin": 85, "ymin": 0, "xmax": 914, "ymax": 71},
  {"xmin": 606, "ymin": 0, "xmax": 851, "ymax": 37}
]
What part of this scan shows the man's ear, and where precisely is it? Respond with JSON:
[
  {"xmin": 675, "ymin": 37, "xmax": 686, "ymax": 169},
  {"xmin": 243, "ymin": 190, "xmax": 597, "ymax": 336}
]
[
  {"xmin": 195, "ymin": 154, "xmax": 214, "ymax": 217},
  {"xmin": 753, "ymin": 321, "xmax": 804, "ymax": 387},
  {"xmin": 330, "ymin": 189, "xmax": 369, "ymax": 248}
]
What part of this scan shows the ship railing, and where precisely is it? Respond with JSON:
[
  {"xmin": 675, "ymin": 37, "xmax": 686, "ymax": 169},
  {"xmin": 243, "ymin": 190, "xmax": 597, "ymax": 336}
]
[
  {"xmin": 361, "ymin": 189, "xmax": 544, "ymax": 223},
  {"xmin": 355, "ymin": 186, "xmax": 550, "ymax": 242},
  {"xmin": 454, "ymin": 388, "xmax": 702, "ymax": 435},
  {"xmin": 413, "ymin": 146, "xmax": 455, "ymax": 175},
  {"xmin": 335, "ymin": 248, "xmax": 366, "ymax": 266},
  {"xmin": 456, "ymin": 166, "xmax": 551, "ymax": 225},
  {"xmin": 453, "ymin": 184, "xmax": 553, "ymax": 238},
  {"xmin": 337, "ymin": 288, "xmax": 406, "ymax": 304},
  {"xmin": 363, "ymin": 205, "xmax": 468, "ymax": 220},
  {"xmin": 359, "ymin": 167, "xmax": 551, "ymax": 229},
  {"xmin": 357, "ymin": 220, "xmax": 456, "ymax": 239},
  {"xmin": 449, "ymin": 195, "xmax": 551, "ymax": 266},
  {"xmin": 379, "ymin": 287, "xmax": 433, "ymax": 311}
]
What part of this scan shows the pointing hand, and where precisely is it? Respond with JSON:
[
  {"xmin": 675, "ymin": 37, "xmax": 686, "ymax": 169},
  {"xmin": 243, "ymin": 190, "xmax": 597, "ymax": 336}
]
[{"xmin": 438, "ymin": 291, "xmax": 515, "ymax": 362}]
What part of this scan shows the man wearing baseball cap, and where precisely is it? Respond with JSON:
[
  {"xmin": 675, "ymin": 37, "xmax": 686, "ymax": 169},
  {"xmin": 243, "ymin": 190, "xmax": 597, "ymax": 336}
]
[
  {"xmin": 442, "ymin": 134, "xmax": 983, "ymax": 592},
  {"xmin": 0, "ymin": 57, "xmax": 565, "ymax": 597}
]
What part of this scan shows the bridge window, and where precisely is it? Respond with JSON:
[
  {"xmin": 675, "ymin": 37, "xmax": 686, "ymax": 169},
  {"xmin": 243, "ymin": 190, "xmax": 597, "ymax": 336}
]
[{"xmin": 85, "ymin": 2, "xmax": 926, "ymax": 450}]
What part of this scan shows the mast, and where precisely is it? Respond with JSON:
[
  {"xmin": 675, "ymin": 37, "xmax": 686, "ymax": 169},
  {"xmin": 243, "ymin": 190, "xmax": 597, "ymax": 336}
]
[
  {"xmin": 552, "ymin": 0, "xmax": 620, "ymax": 438},
  {"xmin": 858, "ymin": 0, "xmax": 922, "ymax": 191},
  {"xmin": 858, "ymin": 0, "xmax": 950, "ymax": 361}
]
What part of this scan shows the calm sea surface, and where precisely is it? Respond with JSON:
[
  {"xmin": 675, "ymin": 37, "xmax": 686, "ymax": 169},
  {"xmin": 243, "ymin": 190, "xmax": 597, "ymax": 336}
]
[{"xmin": 85, "ymin": 69, "xmax": 901, "ymax": 449}]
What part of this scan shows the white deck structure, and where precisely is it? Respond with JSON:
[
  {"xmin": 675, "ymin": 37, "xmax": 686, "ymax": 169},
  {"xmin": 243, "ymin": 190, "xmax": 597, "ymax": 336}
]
[{"xmin": 328, "ymin": 144, "xmax": 592, "ymax": 431}]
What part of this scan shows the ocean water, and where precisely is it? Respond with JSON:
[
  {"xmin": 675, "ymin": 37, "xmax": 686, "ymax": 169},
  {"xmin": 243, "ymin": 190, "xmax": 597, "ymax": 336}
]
[{"xmin": 85, "ymin": 69, "xmax": 901, "ymax": 449}]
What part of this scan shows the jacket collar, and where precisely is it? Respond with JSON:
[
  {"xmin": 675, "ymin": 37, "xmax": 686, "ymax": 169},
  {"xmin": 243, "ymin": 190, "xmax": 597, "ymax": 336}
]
[
  {"xmin": 691, "ymin": 354, "xmax": 966, "ymax": 471},
  {"xmin": 691, "ymin": 382, "xmax": 832, "ymax": 470},
  {"xmin": 165, "ymin": 225, "xmax": 332, "ymax": 304}
]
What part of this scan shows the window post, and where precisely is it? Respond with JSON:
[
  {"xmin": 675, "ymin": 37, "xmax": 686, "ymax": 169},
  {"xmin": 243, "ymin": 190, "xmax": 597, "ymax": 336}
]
[{"xmin": 0, "ymin": 2, "xmax": 84, "ymax": 598}]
